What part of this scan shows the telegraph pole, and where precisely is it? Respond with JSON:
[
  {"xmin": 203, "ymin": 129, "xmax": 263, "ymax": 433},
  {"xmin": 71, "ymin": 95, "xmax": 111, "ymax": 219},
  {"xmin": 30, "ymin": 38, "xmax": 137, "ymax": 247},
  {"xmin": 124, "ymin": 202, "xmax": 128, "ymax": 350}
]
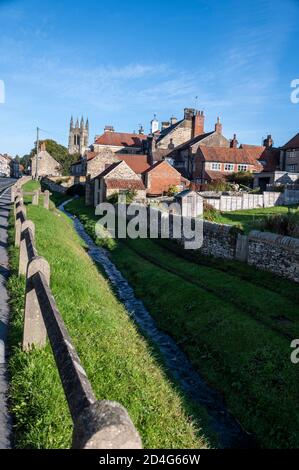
[{"xmin": 35, "ymin": 126, "xmax": 39, "ymax": 180}]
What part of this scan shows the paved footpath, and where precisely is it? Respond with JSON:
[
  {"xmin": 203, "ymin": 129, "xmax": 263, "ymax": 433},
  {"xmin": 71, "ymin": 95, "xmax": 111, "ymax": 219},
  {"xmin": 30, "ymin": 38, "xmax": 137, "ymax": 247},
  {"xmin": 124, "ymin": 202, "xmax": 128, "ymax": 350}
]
[{"xmin": 0, "ymin": 187, "xmax": 12, "ymax": 448}]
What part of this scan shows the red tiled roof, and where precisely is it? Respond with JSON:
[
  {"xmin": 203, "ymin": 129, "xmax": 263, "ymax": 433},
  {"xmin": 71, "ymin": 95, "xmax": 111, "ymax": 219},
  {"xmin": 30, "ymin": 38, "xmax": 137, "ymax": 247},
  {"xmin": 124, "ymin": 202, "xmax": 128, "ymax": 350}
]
[
  {"xmin": 118, "ymin": 154, "xmax": 150, "ymax": 174},
  {"xmin": 105, "ymin": 178, "xmax": 145, "ymax": 190},
  {"xmin": 95, "ymin": 132, "xmax": 148, "ymax": 148},
  {"xmin": 142, "ymin": 160, "xmax": 180, "ymax": 175},
  {"xmin": 282, "ymin": 133, "xmax": 299, "ymax": 150},
  {"xmin": 198, "ymin": 146, "xmax": 263, "ymax": 169}
]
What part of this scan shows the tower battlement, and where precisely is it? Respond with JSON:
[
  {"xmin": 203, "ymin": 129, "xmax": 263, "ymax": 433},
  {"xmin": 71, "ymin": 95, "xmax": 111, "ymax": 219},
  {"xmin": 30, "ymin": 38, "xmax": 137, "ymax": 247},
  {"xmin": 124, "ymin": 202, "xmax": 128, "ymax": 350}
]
[{"xmin": 68, "ymin": 116, "xmax": 89, "ymax": 155}]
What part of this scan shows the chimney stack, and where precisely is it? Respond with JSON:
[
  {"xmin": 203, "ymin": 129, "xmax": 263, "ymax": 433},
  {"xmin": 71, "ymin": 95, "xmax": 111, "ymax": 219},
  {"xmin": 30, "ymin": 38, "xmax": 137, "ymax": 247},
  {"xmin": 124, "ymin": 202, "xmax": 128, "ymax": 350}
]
[
  {"xmin": 215, "ymin": 117, "xmax": 222, "ymax": 135},
  {"xmin": 230, "ymin": 134, "xmax": 238, "ymax": 148},
  {"xmin": 40, "ymin": 141, "xmax": 46, "ymax": 152},
  {"xmin": 192, "ymin": 110, "xmax": 205, "ymax": 138},
  {"xmin": 184, "ymin": 108, "xmax": 195, "ymax": 120},
  {"xmin": 263, "ymin": 134, "xmax": 274, "ymax": 148},
  {"xmin": 104, "ymin": 125, "xmax": 115, "ymax": 132},
  {"xmin": 170, "ymin": 116, "xmax": 177, "ymax": 126},
  {"xmin": 161, "ymin": 121, "xmax": 170, "ymax": 130}
]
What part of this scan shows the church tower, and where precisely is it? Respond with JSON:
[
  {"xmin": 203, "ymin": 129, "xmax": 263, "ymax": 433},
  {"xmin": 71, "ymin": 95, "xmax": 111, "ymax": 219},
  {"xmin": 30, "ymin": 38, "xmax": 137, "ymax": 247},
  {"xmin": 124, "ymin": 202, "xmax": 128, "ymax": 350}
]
[{"xmin": 68, "ymin": 116, "xmax": 89, "ymax": 155}]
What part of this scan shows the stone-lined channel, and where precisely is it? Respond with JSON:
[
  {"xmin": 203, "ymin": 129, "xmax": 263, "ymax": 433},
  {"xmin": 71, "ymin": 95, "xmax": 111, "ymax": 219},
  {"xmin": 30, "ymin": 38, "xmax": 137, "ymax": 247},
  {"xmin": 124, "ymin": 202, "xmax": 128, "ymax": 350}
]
[{"xmin": 60, "ymin": 199, "xmax": 257, "ymax": 449}]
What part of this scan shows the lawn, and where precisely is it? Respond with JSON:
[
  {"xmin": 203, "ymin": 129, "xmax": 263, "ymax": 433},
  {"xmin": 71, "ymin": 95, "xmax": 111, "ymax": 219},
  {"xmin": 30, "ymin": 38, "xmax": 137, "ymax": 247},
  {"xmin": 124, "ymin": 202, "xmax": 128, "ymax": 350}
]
[
  {"xmin": 65, "ymin": 197, "xmax": 299, "ymax": 448},
  {"xmin": 8, "ymin": 194, "xmax": 211, "ymax": 449},
  {"xmin": 211, "ymin": 204, "xmax": 299, "ymax": 234}
]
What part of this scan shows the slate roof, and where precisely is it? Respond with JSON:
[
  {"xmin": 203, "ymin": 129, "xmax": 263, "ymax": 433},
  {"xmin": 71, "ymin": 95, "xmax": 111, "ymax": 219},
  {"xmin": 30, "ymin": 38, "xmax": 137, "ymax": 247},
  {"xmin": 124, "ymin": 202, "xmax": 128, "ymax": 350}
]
[{"xmin": 282, "ymin": 133, "xmax": 299, "ymax": 150}]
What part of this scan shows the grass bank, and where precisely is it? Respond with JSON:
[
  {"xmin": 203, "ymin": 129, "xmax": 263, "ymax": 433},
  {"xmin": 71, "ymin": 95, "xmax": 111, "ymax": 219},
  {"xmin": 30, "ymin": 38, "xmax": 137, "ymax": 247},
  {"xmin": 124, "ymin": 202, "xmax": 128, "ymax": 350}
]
[
  {"xmin": 211, "ymin": 204, "xmax": 299, "ymax": 234},
  {"xmin": 65, "ymin": 197, "xmax": 299, "ymax": 448},
  {"xmin": 8, "ymin": 194, "xmax": 210, "ymax": 448}
]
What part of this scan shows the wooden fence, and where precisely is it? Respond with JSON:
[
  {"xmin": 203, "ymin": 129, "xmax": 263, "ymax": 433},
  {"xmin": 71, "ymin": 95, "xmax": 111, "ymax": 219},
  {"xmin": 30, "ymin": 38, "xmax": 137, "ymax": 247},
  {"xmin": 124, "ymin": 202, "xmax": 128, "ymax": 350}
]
[{"xmin": 12, "ymin": 183, "xmax": 142, "ymax": 449}]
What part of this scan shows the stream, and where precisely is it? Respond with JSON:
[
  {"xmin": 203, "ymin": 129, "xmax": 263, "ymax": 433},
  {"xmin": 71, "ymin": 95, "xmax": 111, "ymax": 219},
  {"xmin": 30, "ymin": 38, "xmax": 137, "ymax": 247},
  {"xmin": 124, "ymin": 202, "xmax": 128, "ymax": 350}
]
[{"xmin": 60, "ymin": 199, "xmax": 257, "ymax": 449}]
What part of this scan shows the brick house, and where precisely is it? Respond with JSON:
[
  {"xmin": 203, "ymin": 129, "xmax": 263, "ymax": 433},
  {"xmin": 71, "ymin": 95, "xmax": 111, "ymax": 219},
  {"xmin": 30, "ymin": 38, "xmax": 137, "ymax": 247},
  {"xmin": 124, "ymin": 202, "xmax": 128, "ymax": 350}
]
[
  {"xmin": 31, "ymin": 143, "xmax": 62, "ymax": 178},
  {"xmin": 92, "ymin": 126, "xmax": 148, "ymax": 154},
  {"xmin": 193, "ymin": 146, "xmax": 267, "ymax": 183},
  {"xmin": 93, "ymin": 161, "xmax": 146, "ymax": 206},
  {"xmin": 142, "ymin": 160, "xmax": 189, "ymax": 196}
]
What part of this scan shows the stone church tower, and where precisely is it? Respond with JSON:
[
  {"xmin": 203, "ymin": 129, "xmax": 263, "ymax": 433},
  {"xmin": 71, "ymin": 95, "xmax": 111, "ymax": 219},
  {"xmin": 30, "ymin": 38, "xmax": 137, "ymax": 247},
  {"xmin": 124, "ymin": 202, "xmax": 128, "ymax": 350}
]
[{"xmin": 68, "ymin": 116, "xmax": 89, "ymax": 155}]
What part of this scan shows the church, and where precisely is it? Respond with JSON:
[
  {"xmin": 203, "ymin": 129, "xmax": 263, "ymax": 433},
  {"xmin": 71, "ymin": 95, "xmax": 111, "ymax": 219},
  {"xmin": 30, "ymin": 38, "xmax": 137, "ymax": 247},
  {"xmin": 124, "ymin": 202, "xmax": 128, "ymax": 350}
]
[{"xmin": 68, "ymin": 116, "xmax": 89, "ymax": 155}]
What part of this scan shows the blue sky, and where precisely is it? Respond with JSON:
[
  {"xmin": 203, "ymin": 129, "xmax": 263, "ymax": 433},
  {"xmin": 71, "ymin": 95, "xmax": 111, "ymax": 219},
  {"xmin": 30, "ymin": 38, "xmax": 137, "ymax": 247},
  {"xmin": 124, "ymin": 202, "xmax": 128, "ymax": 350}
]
[{"xmin": 0, "ymin": 0, "xmax": 299, "ymax": 156}]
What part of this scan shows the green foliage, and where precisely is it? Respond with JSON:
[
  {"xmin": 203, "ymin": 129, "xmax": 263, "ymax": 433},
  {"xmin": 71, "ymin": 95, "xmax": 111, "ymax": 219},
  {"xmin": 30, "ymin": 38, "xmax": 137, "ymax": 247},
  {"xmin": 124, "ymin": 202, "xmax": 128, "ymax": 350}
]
[
  {"xmin": 107, "ymin": 189, "xmax": 137, "ymax": 204},
  {"xmin": 258, "ymin": 209, "xmax": 299, "ymax": 236},
  {"xmin": 206, "ymin": 179, "xmax": 231, "ymax": 192},
  {"xmin": 203, "ymin": 201, "xmax": 218, "ymax": 222},
  {"xmin": 227, "ymin": 171, "xmax": 254, "ymax": 188},
  {"xmin": 167, "ymin": 185, "xmax": 179, "ymax": 197}
]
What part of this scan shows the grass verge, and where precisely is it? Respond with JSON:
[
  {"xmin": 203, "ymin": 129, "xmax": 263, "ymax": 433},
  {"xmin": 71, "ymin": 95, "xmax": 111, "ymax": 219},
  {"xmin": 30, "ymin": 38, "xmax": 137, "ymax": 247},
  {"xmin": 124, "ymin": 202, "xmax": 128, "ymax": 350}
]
[
  {"xmin": 65, "ymin": 197, "xmax": 299, "ymax": 448},
  {"xmin": 7, "ymin": 193, "xmax": 211, "ymax": 449}
]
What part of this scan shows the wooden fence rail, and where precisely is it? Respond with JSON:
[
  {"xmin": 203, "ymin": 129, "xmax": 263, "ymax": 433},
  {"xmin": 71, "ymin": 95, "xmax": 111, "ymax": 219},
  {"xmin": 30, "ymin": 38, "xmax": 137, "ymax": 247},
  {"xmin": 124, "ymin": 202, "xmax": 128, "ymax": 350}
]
[{"xmin": 11, "ymin": 183, "xmax": 142, "ymax": 449}]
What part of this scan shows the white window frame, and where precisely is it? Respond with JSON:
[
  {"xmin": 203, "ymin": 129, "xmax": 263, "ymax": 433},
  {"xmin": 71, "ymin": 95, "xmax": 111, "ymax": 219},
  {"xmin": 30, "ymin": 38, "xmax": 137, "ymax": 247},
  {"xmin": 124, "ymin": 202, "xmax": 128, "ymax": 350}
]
[
  {"xmin": 224, "ymin": 163, "xmax": 234, "ymax": 171},
  {"xmin": 237, "ymin": 164, "xmax": 248, "ymax": 172},
  {"xmin": 211, "ymin": 162, "xmax": 221, "ymax": 170}
]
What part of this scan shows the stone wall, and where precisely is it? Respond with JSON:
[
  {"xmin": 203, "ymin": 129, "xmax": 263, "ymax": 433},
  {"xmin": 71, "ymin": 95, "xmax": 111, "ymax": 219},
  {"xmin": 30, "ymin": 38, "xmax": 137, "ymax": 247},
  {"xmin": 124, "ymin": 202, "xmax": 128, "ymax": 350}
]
[
  {"xmin": 41, "ymin": 177, "xmax": 68, "ymax": 194},
  {"xmin": 247, "ymin": 231, "xmax": 299, "ymax": 282}
]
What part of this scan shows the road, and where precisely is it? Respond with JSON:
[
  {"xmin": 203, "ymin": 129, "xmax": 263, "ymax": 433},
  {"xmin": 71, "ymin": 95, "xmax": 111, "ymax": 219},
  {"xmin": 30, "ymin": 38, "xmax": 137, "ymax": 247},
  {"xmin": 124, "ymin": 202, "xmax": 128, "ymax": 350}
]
[
  {"xmin": 0, "ymin": 178, "xmax": 17, "ymax": 192},
  {"xmin": 0, "ymin": 183, "xmax": 13, "ymax": 448}
]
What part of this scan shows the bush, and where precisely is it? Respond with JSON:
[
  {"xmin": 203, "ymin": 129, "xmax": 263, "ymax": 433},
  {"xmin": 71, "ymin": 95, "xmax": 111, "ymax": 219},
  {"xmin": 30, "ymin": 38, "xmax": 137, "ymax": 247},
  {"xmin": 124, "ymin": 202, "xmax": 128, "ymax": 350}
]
[
  {"xmin": 259, "ymin": 210, "xmax": 299, "ymax": 236},
  {"xmin": 227, "ymin": 171, "xmax": 254, "ymax": 188},
  {"xmin": 107, "ymin": 190, "xmax": 137, "ymax": 204},
  {"xmin": 167, "ymin": 185, "xmax": 179, "ymax": 197},
  {"xmin": 206, "ymin": 179, "xmax": 231, "ymax": 192},
  {"xmin": 203, "ymin": 201, "xmax": 218, "ymax": 221}
]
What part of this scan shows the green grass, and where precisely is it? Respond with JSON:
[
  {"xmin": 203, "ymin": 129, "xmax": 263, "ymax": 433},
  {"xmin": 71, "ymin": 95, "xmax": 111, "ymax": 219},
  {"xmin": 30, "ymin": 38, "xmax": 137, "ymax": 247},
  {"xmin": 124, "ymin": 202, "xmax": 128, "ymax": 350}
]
[
  {"xmin": 211, "ymin": 205, "xmax": 299, "ymax": 234},
  {"xmin": 7, "ymin": 195, "xmax": 211, "ymax": 449},
  {"xmin": 22, "ymin": 180, "xmax": 41, "ymax": 192},
  {"xmin": 65, "ymin": 197, "xmax": 299, "ymax": 448}
]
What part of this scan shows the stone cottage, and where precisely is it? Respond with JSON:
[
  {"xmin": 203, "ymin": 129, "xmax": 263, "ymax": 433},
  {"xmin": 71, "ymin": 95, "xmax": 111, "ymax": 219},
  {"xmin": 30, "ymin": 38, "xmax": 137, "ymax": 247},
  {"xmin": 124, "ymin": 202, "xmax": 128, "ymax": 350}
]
[
  {"xmin": 31, "ymin": 143, "xmax": 61, "ymax": 178},
  {"xmin": 93, "ymin": 161, "xmax": 146, "ymax": 206}
]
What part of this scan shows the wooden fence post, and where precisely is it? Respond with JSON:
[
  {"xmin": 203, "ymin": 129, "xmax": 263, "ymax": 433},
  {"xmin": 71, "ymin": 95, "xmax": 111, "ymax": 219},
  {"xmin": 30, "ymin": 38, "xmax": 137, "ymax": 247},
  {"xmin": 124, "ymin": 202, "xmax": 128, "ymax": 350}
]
[
  {"xmin": 15, "ymin": 218, "xmax": 22, "ymax": 247},
  {"xmin": 44, "ymin": 190, "xmax": 50, "ymax": 210},
  {"xmin": 32, "ymin": 190, "xmax": 39, "ymax": 205},
  {"xmin": 19, "ymin": 221, "xmax": 35, "ymax": 277},
  {"xmin": 22, "ymin": 256, "xmax": 50, "ymax": 351}
]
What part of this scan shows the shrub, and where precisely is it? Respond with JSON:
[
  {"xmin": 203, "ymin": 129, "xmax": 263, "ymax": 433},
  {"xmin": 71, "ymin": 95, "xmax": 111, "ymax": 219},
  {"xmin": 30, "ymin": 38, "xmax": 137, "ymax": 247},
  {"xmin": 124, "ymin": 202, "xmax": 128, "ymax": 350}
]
[
  {"xmin": 206, "ymin": 179, "xmax": 231, "ymax": 192},
  {"xmin": 203, "ymin": 201, "xmax": 218, "ymax": 221},
  {"xmin": 107, "ymin": 190, "xmax": 137, "ymax": 204},
  {"xmin": 259, "ymin": 210, "xmax": 299, "ymax": 236},
  {"xmin": 167, "ymin": 185, "xmax": 179, "ymax": 197},
  {"xmin": 227, "ymin": 171, "xmax": 254, "ymax": 188}
]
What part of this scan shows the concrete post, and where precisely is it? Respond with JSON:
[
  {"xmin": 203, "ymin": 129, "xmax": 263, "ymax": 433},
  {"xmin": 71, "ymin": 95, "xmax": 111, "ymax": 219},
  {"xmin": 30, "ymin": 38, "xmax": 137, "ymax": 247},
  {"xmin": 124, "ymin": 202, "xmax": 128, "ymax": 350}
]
[
  {"xmin": 19, "ymin": 221, "xmax": 35, "ymax": 276},
  {"xmin": 22, "ymin": 256, "xmax": 50, "ymax": 351},
  {"xmin": 72, "ymin": 400, "xmax": 142, "ymax": 449},
  {"xmin": 235, "ymin": 234, "xmax": 249, "ymax": 262},
  {"xmin": 32, "ymin": 190, "xmax": 39, "ymax": 205},
  {"xmin": 43, "ymin": 190, "xmax": 50, "ymax": 210}
]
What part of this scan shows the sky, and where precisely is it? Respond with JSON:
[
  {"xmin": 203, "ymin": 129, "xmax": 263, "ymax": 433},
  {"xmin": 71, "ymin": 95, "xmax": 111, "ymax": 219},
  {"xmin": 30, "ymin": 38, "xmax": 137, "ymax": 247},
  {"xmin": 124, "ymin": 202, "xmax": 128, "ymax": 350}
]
[{"xmin": 0, "ymin": 0, "xmax": 299, "ymax": 156}]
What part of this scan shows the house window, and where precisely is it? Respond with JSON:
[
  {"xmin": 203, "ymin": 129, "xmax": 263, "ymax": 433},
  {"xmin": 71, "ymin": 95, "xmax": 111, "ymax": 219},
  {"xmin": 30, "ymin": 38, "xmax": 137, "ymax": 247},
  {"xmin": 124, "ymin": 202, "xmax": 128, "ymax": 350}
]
[
  {"xmin": 287, "ymin": 150, "xmax": 297, "ymax": 159},
  {"xmin": 224, "ymin": 163, "xmax": 234, "ymax": 171},
  {"xmin": 238, "ymin": 164, "xmax": 248, "ymax": 172},
  {"xmin": 287, "ymin": 164, "xmax": 296, "ymax": 173},
  {"xmin": 211, "ymin": 163, "xmax": 221, "ymax": 170}
]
